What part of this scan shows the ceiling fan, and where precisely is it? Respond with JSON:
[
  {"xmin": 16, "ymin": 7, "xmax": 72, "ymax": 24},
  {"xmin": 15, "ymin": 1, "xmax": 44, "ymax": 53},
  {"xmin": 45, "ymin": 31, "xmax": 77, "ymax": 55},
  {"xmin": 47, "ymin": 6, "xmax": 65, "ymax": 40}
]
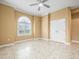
[{"xmin": 29, "ymin": 0, "xmax": 50, "ymax": 11}]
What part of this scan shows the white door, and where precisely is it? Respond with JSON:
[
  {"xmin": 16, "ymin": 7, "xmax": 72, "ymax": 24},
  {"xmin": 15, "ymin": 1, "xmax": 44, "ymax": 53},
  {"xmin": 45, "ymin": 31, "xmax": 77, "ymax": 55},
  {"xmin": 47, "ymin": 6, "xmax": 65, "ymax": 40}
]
[{"xmin": 50, "ymin": 18, "xmax": 66, "ymax": 43}]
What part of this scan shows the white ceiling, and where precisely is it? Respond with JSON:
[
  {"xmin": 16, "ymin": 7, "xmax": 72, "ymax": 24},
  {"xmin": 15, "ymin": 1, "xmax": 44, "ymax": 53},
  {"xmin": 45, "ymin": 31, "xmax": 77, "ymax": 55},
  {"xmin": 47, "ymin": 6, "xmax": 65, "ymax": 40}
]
[{"xmin": 0, "ymin": 0, "xmax": 79, "ymax": 16}]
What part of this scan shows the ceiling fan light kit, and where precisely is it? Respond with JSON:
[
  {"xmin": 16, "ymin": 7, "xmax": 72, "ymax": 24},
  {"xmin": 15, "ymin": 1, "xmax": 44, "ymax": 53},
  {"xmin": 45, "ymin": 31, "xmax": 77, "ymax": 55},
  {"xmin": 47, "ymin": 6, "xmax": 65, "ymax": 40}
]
[{"xmin": 39, "ymin": 3, "xmax": 43, "ymax": 7}]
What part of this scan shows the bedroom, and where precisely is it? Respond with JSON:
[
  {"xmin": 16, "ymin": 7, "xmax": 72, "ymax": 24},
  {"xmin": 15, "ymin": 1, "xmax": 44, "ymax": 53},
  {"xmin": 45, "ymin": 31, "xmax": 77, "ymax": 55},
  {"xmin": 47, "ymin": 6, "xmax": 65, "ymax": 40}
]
[{"xmin": 0, "ymin": 0, "xmax": 79, "ymax": 59}]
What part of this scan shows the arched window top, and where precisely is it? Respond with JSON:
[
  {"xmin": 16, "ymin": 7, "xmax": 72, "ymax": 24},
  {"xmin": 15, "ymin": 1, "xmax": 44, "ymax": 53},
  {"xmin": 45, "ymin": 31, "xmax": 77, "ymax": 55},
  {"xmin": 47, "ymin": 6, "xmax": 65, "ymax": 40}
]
[{"xmin": 18, "ymin": 16, "xmax": 31, "ymax": 23}]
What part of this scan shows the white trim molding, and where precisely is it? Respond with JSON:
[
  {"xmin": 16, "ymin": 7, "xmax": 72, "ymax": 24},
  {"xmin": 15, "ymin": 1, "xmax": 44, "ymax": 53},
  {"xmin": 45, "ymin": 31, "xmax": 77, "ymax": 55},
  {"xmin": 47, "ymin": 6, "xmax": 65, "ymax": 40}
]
[
  {"xmin": 39, "ymin": 38, "xmax": 71, "ymax": 45},
  {"xmin": 0, "ymin": 38, "xmax": 71, "ymax": 48},
  {"xmin": 0, "ymin": 43, "xmax": 14, "ymax": 48},
  {"xmin": 0, "ymin": 39, "xmax": 32, "ymax": 48},
  {"xmin": 72, "ymin": 40, "xmax": 79, "ymax": 44}
]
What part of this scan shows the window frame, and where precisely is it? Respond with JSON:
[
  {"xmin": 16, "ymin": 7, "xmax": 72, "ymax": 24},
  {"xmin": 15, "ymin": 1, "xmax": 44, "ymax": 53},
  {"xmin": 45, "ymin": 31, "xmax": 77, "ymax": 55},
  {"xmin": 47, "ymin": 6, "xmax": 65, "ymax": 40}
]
[{"xmin": 17, "ymin": 16, "xmax": 32, "ymax": 36}]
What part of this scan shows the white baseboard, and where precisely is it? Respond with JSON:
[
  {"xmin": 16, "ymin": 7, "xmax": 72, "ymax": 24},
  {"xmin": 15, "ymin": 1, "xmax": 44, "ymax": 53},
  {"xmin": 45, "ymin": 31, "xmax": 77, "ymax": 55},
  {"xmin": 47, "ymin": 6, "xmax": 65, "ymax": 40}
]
[
  {"xmin": 14, "ymin": 39, "xmax": 31, "ymax": 44},
  {"xmin": 0, "ymin": 39, "xmax": 32, "ymax": 48},
  {"xmin": 41, "ymin": 38, "xmax": 71, "ymax": 45},
  {"xmin": 0, "ymin": 38, "xmax": 72, "ymax": 48},
  {"xmin": 0, "ymin": 38, "xmax": 42, "ymax": 48},
  {"xmin": 72, "ymin": 40, "xmax": 79, "ymax": 44},
  {"xmin": 33, "ymin": 38, "xmax": 40, "ymax": 40},
  {"xmin": 0, "ymin": 43, "xmax": 14, "ymax": 48}
]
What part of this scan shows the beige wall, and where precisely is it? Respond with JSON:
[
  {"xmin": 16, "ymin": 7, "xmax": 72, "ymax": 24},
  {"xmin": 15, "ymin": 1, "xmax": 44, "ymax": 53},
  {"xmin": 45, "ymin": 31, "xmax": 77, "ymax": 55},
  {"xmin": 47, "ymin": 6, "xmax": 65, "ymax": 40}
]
[
  {"xmin": 41, "ymin": 15, "xmax": 49, "ymax": 39},
  {"xmin": 0, "ymin": 4, "xmax": 41, "ymax": 45},
  {"xmin": 72, "ymin": 13, "xmax": 79, "ymax": 41},
  {"xmin": 33, "ymin": 16, "xmax": 41, "ymax": 38},
  {"xmin": 0, "ymin": 4, "xmax": 16, "ymax": 45},
  {"xmin": 41, "ymin": 8, "xmax": 72, "ymax": 43}
]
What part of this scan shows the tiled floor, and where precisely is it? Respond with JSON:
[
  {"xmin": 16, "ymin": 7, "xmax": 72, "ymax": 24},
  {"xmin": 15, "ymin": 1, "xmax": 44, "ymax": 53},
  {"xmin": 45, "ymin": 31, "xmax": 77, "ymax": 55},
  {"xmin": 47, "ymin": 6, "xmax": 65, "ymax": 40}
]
[{"xmin": 0, "ymin": 40, "xmax": 79, "ymax": 59}]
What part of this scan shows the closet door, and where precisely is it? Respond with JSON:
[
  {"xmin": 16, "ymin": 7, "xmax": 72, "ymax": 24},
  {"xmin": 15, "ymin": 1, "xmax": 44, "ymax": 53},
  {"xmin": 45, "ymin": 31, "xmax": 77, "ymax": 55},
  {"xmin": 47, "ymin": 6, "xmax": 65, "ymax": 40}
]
[{"xmin": 50, "ymin": 18, "xmax": 66, "ymax": 43}]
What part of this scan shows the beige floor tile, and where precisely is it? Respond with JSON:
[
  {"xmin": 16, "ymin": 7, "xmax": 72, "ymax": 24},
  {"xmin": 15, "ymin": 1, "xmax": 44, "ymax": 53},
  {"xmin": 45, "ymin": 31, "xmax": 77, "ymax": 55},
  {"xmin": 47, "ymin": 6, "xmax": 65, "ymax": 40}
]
[{"xmin": 0, "ymin": 40, "xmax": 79, "ymax": 59}]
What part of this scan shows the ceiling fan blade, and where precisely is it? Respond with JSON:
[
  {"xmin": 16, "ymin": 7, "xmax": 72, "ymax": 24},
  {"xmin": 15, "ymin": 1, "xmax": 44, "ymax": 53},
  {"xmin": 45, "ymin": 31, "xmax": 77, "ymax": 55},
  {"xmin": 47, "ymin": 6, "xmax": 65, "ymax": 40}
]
[
  {"xmin": 42, "ymin": 0, "xmax": 48, "ymax": 3},
  {"xmin": 29, "ymin": 3, "xmax": 39, "ymax": 6},
  {"xmin": 38, "ymin": 7, "xmax": 41, "ymax": 11},
  {"xmin": 43, "ymin": 4, "xmax": 50, "ymax": 8},
  {"xmin": 37, "ymin": 0, "xmax": 41, "ymax": 2}
]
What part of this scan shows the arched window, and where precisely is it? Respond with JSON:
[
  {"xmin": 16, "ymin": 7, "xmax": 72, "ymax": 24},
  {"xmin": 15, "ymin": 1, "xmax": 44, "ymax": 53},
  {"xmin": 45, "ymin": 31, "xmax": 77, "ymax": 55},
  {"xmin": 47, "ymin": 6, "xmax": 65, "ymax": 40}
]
[{"xmin": 17, "ymin": 16, "xmax": 32, "ymax": 36}]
